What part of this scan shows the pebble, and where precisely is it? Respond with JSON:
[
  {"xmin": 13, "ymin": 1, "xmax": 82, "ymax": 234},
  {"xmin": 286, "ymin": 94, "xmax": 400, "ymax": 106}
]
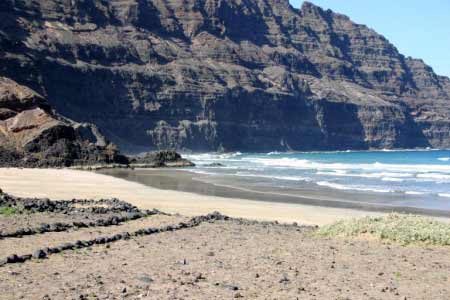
[
  {"xmin": 33, "ymin": 249, "xmax": 47, "ymax": 259},
  {"xmin": 279, "ymin": 275, "xmax": 290, "ymax": 284},
  {"xmin": 223, "ymin": 284, "xmax": 239, "ymax": 291}
]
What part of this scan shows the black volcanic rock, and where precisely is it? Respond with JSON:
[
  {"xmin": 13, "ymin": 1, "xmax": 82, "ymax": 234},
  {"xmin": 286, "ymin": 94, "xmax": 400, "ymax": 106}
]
[
  {"xmin": 0, "ymin": 77, "xmax": 128, "ymax": 167},
  {"xmin": 0, "ymin": 0, "xmax": 449, "ymax": 151},
  {"xmin": 129, "ymin": 150, "xmax": 195, "ymax": 167}
]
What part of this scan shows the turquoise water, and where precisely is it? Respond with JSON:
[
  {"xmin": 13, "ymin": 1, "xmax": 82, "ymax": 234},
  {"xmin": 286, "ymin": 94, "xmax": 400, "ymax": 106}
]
[{"xmin": 184, "ymin": 150, "xmax": 450, "ymax": 211}]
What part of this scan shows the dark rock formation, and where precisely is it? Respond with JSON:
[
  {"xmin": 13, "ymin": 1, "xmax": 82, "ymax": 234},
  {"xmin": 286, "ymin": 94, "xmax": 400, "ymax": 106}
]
[
  {"xmin": 129, "ymin": 150, "xmax": 195, "ymax": 167},
  {"xmin": 0, "ymin": 0, "xmax": 449, "ymax": 151},
  {"xmin": 0, "ymin": 190, "xmax": 164, "ymax": 238},
  {"xmin": 0, "ymin": 77, "xmax": 128, "ymax": 167}
]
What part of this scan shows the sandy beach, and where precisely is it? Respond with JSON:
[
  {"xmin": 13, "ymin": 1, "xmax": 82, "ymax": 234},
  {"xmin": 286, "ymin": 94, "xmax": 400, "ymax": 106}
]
[
  {"xmin": 0, "ymin": 168, "xmax": 387, "ymax": 226},
  {"xmin": 2, "ymin": 168, "xmax": 450, "ymax": 300}
]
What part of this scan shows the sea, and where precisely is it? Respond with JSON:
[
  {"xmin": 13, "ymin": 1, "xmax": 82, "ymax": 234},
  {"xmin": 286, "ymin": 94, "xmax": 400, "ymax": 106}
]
[{"xmin": 184, "ymin": 150, "xmax": 450, "ymax": 212}]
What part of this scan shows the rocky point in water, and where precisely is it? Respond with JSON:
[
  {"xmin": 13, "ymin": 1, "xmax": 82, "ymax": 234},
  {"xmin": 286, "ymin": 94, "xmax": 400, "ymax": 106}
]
[
  {"xmin": 0, "ymin": 0, "xmax": 449, "ymax": 152},
  {"xmin": 129, "ymin": 150, "xmax": 195, "ymax": 168},
  {"xmin": 0, "ymin": 77, "xmax": 191, "ymax": 168}
]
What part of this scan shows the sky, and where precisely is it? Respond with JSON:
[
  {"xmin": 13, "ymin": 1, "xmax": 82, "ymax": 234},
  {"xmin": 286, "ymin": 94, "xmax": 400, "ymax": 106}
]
[{"xmin": 289, "ymin": 0, "xmax": 450, "ymax": 78}]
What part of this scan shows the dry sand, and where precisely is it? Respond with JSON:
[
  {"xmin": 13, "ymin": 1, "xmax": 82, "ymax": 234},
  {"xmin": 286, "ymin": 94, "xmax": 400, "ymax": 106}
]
[{"xmin": 0, "ymin": 168, "xmax": 384, "ymax": 226}]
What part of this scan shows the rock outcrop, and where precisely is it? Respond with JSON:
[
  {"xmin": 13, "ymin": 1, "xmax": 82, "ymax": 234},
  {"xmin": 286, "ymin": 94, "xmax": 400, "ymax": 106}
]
[
  {"xmin": 0, "ymin": 0, "xmax": 449, "ymax": 151},
  {"xmin": 0, "ymin": 77, "xmax": 127, "ymax": 167},
  {"xmin": 128, "ymin": 150, "xmax": 195, "ymax": 168}
]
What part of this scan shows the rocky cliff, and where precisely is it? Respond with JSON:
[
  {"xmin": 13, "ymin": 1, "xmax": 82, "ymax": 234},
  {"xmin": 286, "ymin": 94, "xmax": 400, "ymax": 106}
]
[
  {"xmin": 1, "ymin": 0, "xmax": 449, "ymax": 152},
  {"xmin": 0, "ymin": 77, "xmax": 127, "ymax": 167}
]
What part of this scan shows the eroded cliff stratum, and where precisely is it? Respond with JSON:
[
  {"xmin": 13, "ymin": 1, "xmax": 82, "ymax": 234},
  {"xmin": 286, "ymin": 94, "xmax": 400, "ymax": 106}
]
[{"xmin": 1, "ymin": 0, "xmax": 449, "ymax": 152}]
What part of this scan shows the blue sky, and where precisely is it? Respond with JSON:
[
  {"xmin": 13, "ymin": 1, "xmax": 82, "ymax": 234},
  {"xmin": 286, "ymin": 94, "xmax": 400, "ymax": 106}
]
[{"xmin": 290, "ymin": 0, "xmax": 450, "ymax": 78}]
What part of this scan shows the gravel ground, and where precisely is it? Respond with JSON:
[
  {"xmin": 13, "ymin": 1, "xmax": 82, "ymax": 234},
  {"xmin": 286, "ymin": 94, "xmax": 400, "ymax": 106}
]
[
  {"xmin": 0, "ymin": 214, "xmax": 187, "ymax": 258},
  {"xmin": 0, "ymin": 211, "xmax": 144, "ymax": 234},
  {"xmin": 1, "ymin": 220, "xmax": 449, "ymax": 300}
]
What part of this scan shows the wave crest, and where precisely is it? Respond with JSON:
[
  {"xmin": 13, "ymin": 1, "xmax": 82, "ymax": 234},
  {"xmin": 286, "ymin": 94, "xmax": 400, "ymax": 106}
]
[{"xmin": 316, "ymin": 181, "xmax": 392, "ymax": 193}]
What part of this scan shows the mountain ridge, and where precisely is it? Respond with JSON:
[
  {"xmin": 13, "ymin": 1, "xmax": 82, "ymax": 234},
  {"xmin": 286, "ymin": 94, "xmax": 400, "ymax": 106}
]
[{"xmin": 0, "ymin": 0, "xmax": 449, "ymax": 152}]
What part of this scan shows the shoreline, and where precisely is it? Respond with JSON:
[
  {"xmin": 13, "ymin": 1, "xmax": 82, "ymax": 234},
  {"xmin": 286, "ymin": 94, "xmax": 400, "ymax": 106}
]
[
  {"xmin": 0, "ymin": 167, "xmax": 386, "ymax": 226},
  {"xmin": 100, "ymin": 168, "xmax": 450, "ymax": 218},
  {"xmin": 0, "ymin": 167, "xmax": 449, "ymax": 225}
]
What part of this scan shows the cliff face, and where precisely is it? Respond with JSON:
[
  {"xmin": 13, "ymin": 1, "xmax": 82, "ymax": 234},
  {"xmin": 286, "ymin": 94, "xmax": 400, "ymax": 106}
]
[
  {"xmin": 0, "ymin": 77, "xmax": 126, "ymax": 167},
  {"xmin": 1, "ymin": 0, "xmax": 449, "ymax": 152}
]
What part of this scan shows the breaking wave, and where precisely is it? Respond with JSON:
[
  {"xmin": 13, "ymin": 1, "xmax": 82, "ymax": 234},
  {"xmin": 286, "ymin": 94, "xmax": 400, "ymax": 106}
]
[
  {"xmin": 244, "ymin": 157, "xmax": 450, "ymax": 173},
  {"xmin": 316, "ymin": 181, "xmax": 392, "ymax": 193},
  {"xmin": 186, "ymin": 150, "xmax": 450, "ymax": 208},
  {"xmin": 438, "ymin": 157, "xmax": 450, "ymax": 162}
]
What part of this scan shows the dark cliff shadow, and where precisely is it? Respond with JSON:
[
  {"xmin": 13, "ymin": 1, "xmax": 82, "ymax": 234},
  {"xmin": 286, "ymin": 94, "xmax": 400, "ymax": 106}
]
[
  {"xmin": 200, "ymin": 0, "xmax": 272, "ymax": 46},
  {"xmin": 395, "ymin": 104, "xmax": 431, "ymax": 148},
  {"xmin": 135, "ymin": 0, "xmax": 164, "ymax": 31},
  {"xmin": 205, "ymin": 88, "xmax": 329, "ymax": 151},
  {"xmin": 312, "ymin": 100, "xmax": 367, "ymax": 150},
  {"xmin": 0, "ymin": 0, "xmax": 45, "ymax": 94}
]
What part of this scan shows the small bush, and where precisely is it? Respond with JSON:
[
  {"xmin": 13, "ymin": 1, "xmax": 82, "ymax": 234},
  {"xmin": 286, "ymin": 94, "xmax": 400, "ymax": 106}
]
[
  {"xmin": 316, "ymin": 214, "xmax": 450, "ymax": 246},
  {"xmin": 0, "ymin": 206, "xmax": 18, "ymax": 216}
]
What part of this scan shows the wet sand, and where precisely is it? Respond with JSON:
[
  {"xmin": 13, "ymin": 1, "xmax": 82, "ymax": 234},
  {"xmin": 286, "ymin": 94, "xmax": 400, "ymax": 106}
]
[
  {"xmin": 101, "ymin": 168, "xmax": 450, "ymax": 218},
  {"xmin": 0, "ymin": 168, "xmax": 389, "ymax": 226}
]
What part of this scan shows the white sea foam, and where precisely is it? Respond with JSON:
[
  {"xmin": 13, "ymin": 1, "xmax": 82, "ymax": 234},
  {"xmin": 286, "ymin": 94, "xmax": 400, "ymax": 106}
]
[
  {"xmin": 267, "ymin": 151, "xmax": 281, "ymax": 155},
  {"xmin": 376, "ymin": 172, "xmax": 413, "ymax": 177},
  {"xmin": 234, "ymin": 172, "xmax": 308, "ymax": 182},
  {"xmin": 187, "ymin": 170, "xmax": 219, "ymax": 176},
  {"xmin": 316, "ymin": 181, "xmax": 391, "ymax": 193},
  {"xmin": 380, "ymin": 148, "xmax": 440, "ymax": 152},
  {"xmin": 405, "ymin": 191, "xmax": 425, "ymax": 195},
  {"xmin": 188, "ymin": 152, "xmax": 450, "ymax": 198},
  {"xmin": 184, "ymin": 152, "xmax": 242, "ymax": 162},
  {"xmin": 316, "ymin": 171, "xmax": 413, "ymax": 179},
  {"xmin": 272, "ymin": 176, "xmax": 308, "ymax": 181},
  {"xmin": 416, "ymin": 173, "xmax": 450, "ymax": 180},
  {"xmin": 316, "ymin": 181, "xmax": 353, "ymax": 190},
  {"xmin": 316, "ymin": 170, "xmax": 348, "ymax": 176},
  {"xmin": 382, "ymin": 177, "xmax": 404, "ymax": 182},
  {"xmin": 244, "ymin": 157, "xmax": 450, "ymax": 174}
]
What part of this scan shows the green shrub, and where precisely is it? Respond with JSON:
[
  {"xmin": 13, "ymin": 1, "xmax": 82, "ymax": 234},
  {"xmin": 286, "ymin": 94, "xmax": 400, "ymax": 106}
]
[
  {"xmin": 316, "ymin": 214, "xmax": 450, "ymax": 246},
  {"xmin": 0, "ymin": 206, "xmax": 18, "ymax": 216}
]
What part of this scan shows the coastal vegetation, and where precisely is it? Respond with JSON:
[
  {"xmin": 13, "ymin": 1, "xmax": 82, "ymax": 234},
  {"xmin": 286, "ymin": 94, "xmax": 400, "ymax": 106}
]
[
  {"xmin": 317, "ymin": 214, "xmax": 450, "ymax": 246},
  {"xmin": 0, "ymin": 206, "xmax": 18, "ymax": 216}
]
